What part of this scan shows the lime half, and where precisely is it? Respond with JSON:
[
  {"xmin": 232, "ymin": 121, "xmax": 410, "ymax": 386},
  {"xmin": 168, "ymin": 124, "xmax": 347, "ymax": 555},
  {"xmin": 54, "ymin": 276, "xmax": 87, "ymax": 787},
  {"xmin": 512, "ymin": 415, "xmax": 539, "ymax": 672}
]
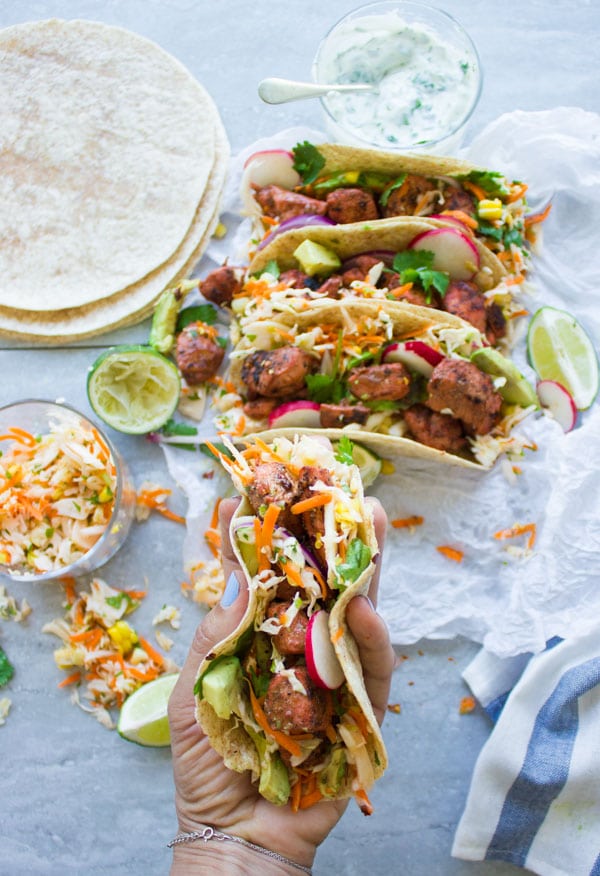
[
  {"xmin": 117, "ymin": 672, "xmax": 179, "ymax": 747},
  {"xmin": 333, "ymin": 440, "xmax": 382, "ymax": 487},
  {"xmin": 527, "ymin": 307, "xmax": 599, "ymax": 410},
  {"xmin": 87, "ymin": 345, "xmax": 180, "ymax": 434}
]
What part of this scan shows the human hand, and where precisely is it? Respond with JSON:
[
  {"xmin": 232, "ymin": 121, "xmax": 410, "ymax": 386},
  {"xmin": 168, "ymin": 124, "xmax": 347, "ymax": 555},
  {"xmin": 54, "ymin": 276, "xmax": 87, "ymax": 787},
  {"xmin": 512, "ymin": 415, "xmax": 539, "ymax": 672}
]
[{"xmin": 168, "ymin": 496, "xmax": 394, "ymax": 873}]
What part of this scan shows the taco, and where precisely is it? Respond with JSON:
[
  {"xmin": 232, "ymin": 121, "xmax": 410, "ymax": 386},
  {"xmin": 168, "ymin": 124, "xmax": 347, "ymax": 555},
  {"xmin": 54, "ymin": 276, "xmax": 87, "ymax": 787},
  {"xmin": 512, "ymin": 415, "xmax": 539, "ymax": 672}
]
[
  {"xmin": 242, "ymin": 140, "xmax": 549, "ymax": 278},
  {"xmin": 213, "ymin": 299, "xmax": 538, "ymax": 470},
  {"xmin": 195, "ymin": 434, "xmax": 386, "ymax": 813}
]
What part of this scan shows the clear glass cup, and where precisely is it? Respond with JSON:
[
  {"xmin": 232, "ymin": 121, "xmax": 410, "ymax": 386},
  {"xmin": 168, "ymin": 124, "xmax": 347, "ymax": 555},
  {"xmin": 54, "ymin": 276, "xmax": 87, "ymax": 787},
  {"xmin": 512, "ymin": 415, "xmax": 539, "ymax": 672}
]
[
  {"xmin": 0, "ymin": 399, "xmax": 136, "ymax": 582},
  {"xmin": 312, "ymin": 0, "xmax": 482, "ymax": 155}
]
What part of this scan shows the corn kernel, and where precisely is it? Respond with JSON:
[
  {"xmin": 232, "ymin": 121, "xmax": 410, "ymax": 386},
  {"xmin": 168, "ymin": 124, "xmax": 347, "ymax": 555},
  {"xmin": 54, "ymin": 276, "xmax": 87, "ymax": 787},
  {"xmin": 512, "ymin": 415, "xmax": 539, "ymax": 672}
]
[
  {"xmin": 213, "ymin": 221, "xmax": 227, "ymax": 239},
  {"xmin": 107, "ymin": 620, "xmax": 138, "ymax": 656},
  {"xmin": 478, "ymin": 198, "xmax": 503, "ymax": 221}
]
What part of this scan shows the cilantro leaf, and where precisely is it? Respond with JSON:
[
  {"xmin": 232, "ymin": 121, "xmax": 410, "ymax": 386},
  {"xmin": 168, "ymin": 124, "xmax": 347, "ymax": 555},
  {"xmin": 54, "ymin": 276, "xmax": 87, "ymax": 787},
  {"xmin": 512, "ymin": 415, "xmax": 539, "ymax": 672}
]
[
  {"xmin": 392, "ymin": 250, "xmax": 449, "ymax": 298},
  {"xmin": 0, "ymin": 646, "xmax": 14, "ymax": 688},
  {"xmin": 336, "ymin": 538, "xmax": 372, "ymax": 586},
  {"xmin": 334, "ymin": 436, "xmax": 355, "ymax": 466},
  {"xmin": 292, "ymin": 141, "xmax": 326, "ymax": 184},
  {"xmin": 459, "ymin": 170, "xmax": 510, "ymax": 198},
  {"xmin": 305, "ymin": 373, "xmax": 344, "ymax": 404},
  {"xmin": 162, "ymin": 419, "xmax": 199, "ymax": 437},
  {"xmin": 176, "ymin": 304, "xmax": 218, "ymax": 332},
  {"xmin": 379, "ymin": 173, "xmax": 407, "ymax": 208}
]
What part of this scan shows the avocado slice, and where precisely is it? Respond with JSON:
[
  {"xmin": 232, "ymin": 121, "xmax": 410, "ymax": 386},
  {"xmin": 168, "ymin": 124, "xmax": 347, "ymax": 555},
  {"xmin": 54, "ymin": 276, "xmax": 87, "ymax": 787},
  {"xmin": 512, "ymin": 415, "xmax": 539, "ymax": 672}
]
[
  {"xmin": 318, "ymin": 746, "xmax": 348, "ymax": 798},
  {"xmin": 148, "ymin": 281, "xmax": 195, "ymax": 354},
  {"xmin": 293, "ymin": 240, "xmax": 341, "ymax": 277},
  {"xmin": 200, "ymin": 655, "xmax": 243, "ymax": 719},
  {"xmin": 246, "ymin": 727, "xmax": 291, "ymax": 805},
  {"xmin": 234, "ymin": 524, "xmax": 259, "ymax": 576},
  {"xmin": 471, "ymin": 347, "xmax": 539, "ymax": 408}
]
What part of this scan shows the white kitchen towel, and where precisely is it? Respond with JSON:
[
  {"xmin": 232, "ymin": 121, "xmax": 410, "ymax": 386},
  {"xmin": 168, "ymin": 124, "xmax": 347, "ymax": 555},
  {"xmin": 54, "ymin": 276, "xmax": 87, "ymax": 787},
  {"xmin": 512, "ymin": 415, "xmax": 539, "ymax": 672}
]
[{"xmin": 452, "ymin": 629, "xmax": 600, "ymax": 875}]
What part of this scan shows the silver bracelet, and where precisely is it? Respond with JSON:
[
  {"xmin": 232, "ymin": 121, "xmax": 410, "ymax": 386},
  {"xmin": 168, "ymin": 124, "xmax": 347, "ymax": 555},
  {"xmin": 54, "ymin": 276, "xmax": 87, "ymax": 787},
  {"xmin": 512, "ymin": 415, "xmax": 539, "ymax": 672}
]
[{"xmin": 167, "ymin": 824, "xmax": 313, "ymax": 874}]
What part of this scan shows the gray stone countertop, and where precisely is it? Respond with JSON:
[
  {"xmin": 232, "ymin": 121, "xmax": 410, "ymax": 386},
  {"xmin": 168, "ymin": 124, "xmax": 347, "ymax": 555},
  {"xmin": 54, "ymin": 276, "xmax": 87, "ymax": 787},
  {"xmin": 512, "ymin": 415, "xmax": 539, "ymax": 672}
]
[{"xmin": 0, "ymin": 2, "xmax": 598, "ymax": 874}]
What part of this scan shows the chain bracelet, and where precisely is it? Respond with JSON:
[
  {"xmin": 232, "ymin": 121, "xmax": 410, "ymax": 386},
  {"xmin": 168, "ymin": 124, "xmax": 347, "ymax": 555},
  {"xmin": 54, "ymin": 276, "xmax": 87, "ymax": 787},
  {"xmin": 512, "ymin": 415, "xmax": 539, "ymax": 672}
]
[{"xmin": 167, "ymin": 824, "xmax": 313, "ymax": 874}]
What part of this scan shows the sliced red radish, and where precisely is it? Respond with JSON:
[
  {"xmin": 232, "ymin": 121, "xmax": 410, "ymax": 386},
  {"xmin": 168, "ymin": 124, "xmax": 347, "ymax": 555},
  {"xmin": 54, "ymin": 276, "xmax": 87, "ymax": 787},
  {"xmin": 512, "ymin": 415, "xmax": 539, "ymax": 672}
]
[
  {"xmin": 240, "ymin": 150, "xmax": 301, "ymax": 215},
  {"xmin": 256, "ymin": 214, "xmax": 335, "ymax": 251},
  {"xmin": 305, "ymin": 610, "xmax": 345, "ymax": 690},
  {"xmin": 268, "ymin": 400, "xmax": 321, "ymax": 429},
  {"xmin": 382, "ymin": 340, "xmax": 444, "ymax": 376},
  {"xmin": 428, "ymin": 213, "xmax": 473, "ymax": 233},
  {"xmin": 408, "ymin": 227, "xmax": 480, "ymax": 280},
  {"xmin": 536, "ymin": 380, "xmax": 577, "ymax": 433}
]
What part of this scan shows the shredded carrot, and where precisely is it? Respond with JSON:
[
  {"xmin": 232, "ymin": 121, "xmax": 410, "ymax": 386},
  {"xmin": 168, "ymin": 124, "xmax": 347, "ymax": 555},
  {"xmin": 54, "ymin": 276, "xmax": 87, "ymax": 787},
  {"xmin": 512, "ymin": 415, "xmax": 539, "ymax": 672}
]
[
  {"xmin": 137, "ymin": 489, "xmax": 186, "ymax": 525},
  {"xmin": 58, "ymin": 671, "xmax": 81, "ymax": 688},
  {"xmin": 462, "ymin": 180, "xmax": 489, "ymax": 202},
  {"xmin": 459, "ymin": 696, "xmax": 476, "ymax": 715},
  {"xmin": 138, "ymin": 635, "xmax": 165, "ymax": 667},
  {"xmin": 331, "ymin": 628, "xmax": 344, "ymax": 644},
  {"xmin": 494, "ymin": 522, "xmax": 536, "ymax": 550},
  {"xmin": 386, "ymin": 282, "xmax": 415, "ymax": 299},
  {"xmin": 70, "ymin": 628, "xmax": 103, "ymax": 648},
  {"xmin": 508, "ymin": 308, "xmax": 529, "ymax": 320},
  {"xmin": 506, "ymin": 182, "xmax": 528, "ymax": 204},
  {"xmin": 291, "ymin": 780, "xmax": 303, "ymax": 813},
  {"xmin": 298, "ymin": 789, "xmax": 323, "ymax": 810},
  {"xmin": 504, "ymin": 275, "xmax": 525, "ymax": 286},
  {"xmin": 126, "ymin": 665, "xmax": 159, "ymax": 682},
  {"xmin": 285, "ymin": 564, "xmax": 306, "ymax": 591},
  {"xmin": 349, "ymin": 708, "xmax": 370, "ymax": 741},
  {"xmin": 261, "ymin": 503, "xmax": 281, "ymax": 549},
  {"xmin": 204, "ymin": 528, "xmax": 221, "ymax": 558},
  {"xmin": 7, "ymin": 426, "xmax": 37, "ymax": 446},
  {"xmin": 440, "ymin": 209, "xmax": 479, "ymax": 230},
  {"xmin": 354, "ymin": 788, "xmax": 373, "ymax": 816},
  {"xmin": 123, "ymin": 589, "xmax": 147, "ymax": 600},
  {"xmin": 291, "ymin": 493, "xmax": 332, "ymax": 515},
  {"xmin": 436, "ymin": 545, "xmax": 464, "ymax": 563},
  {"xmin": 248, "ymin": 685, "xmax": 302, "ymax": 757},
  {"xmin": 91, "ymin": 427, "xmax": 110, "ymax": 462},
  {"xmin": 525, "ymin": 202, "xmax": 552, "ymax": 226},
  {"xmin": 325, "ymin": 723, "xmax": 338, "ymax": 744},
  {"xmin": 391, "ymin": 515, "xmax": 424, "ymax": 529},
  {"xmin": 209, "ymin": 498, "xmax": 222, "ymax": 530}
]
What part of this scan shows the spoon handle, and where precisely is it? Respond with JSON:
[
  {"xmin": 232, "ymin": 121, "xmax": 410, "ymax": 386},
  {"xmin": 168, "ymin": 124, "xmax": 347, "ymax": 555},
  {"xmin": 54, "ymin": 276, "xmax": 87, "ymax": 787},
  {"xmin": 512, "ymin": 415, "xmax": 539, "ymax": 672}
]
[{"xmin": 258, "ymin": 77, "xmax": 374, "ymax": 105}]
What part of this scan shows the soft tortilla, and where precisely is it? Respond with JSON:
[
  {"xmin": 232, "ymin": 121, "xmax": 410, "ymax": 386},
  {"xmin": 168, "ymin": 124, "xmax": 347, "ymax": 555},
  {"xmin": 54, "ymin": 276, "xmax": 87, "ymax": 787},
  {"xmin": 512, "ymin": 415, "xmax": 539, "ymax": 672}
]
[
  {"xmin": 0, "ymin": 19, "xmax": 218, "ymax": 311},
  {"xmin": 228, "ymin": 299, "xmax": 492, "ymax": 470},
  {"xmin": 249, "ymin": 216, "xmax": 506, "ymax": 292},
  {"xmin": 195, "ymin": 435, "xmax": 387, "ymax": 799},
  {"xmin": 0, "ymin": 116, "xmax": 229, "ymax": 343}
]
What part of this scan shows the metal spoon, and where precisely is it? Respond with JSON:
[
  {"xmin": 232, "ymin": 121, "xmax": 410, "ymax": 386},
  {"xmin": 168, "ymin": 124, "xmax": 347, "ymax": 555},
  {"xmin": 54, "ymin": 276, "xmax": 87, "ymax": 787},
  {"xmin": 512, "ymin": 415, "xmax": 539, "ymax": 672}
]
[{"xmin": 258, "ymin": 77, "xmax": 376, "ymax": 105}]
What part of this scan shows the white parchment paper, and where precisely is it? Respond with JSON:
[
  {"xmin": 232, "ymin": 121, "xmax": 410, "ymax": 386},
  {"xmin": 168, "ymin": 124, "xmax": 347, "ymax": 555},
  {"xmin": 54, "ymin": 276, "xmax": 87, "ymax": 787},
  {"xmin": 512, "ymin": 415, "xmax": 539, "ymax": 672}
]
[{"xmin": 164, "ymin": 109, "xmax": 600, "ymax": 658}]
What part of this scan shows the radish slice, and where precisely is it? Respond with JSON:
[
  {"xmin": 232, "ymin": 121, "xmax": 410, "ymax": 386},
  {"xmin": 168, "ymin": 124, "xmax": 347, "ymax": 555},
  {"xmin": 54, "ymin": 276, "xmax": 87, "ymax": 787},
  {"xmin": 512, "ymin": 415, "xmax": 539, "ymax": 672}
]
[
  {"xmin": 408, "ymin": 228, "xmax": 480, "ymax": 280},
  {"xmin": 256, "ymin": 214, "xmax": 335, "ymax": 251},
  {"xmin": 428, "ymin": 213, "xmax": 473, "ymax": 233},
  {"xmin": 305, "ymin": 610, "xmax": 345, "ymax": 690},
  {"xmin": 382, "ymin": 340, "xmax": 444, "ymax": 376},
  {"xmin": 268, "ymin": 400, "xmax": 321, "ymax": 429},
  {"xmin": 240, "ymin": 150, "xmax": 300, "ymax": 215},
  {"xmin": 536, "ymin": 380, "xmax": 577, "ymax": 433}
]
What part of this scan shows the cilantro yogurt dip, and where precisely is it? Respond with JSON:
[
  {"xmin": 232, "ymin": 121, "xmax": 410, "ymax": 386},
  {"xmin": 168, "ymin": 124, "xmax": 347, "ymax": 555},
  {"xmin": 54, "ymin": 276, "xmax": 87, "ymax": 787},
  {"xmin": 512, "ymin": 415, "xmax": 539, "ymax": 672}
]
[{"xmin": 313, "ymin": 2, "xmax": 481, "ymax": 151}]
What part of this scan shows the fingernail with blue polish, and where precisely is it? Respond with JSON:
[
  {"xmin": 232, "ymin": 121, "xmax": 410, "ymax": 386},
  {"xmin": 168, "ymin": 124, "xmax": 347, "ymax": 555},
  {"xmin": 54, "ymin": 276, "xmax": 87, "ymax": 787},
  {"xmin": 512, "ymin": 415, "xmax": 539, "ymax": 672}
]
[{"xmin": 220, "ymin": 572, "xmax": 240, "ymax": 607}]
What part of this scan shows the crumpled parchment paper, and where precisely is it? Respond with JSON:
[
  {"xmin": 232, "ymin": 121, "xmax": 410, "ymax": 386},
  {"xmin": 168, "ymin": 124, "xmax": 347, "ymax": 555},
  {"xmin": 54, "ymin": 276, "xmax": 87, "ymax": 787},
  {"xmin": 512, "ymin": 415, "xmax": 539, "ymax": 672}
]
[{"xmin": 163, "ymin": 108, "xmax": 600, "ymax": 658}]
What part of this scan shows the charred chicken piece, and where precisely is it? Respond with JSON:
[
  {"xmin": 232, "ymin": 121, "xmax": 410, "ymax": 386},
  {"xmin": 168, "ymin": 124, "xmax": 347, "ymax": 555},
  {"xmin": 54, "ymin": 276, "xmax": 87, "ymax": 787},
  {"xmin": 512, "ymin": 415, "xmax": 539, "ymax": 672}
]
[
  {"xmin": 442, "ymin": 281, "xmax": 487, "ymax": 333},
  {"xmin": 315, "ymin": 275, "xmax": 344, "ymax": 298},
  {"xmin": 319, "ymin": 402, "xmax": 371, "ymax": 428},
  {"xmin": 199, "ymin": 266, "xmax": 244, "ymax": 307},
  {"xmin": 263, "ymin": 667, "xmax": 332, "ymax": 735},
  {"xmin": 266, "ymin": 600, "xmax": 309, "ymax": 655},
  {"xmin": 246, "ymin": 462, "xmax": 301, "ymax": 536},
  {"xmin": 296, "ymin": 465, "xmax": 332, "ymax": 569},
  {"xmin": 174, "ymin": 322, "xmax": 224, "ymax": 385},
  {"xmin": 387, "ymin": 273, "xmax": 442, "ymax": 308},
  {"xmin": 404, "ymin": 404, "xmax": 467, "ymax": 453},
  {"xmin": 325, "ymin": 188, "xmax": 379, "ymax": 224},
  {"xmin": 254, "ymin": 185, "xmax": 327, "ymax": 222},
  {"xmin": 347, "ymin": 363, "xmax": 411, "ymax": 402},
  {"xmin": 381, "ymin": 174, "xmax": 438, "ymax": 217},
  {"xmin": 241, "ymin": 347, "xmax": 317, "ymax": 399},
  {"xmin": 242, "ymin": 397, "xmax": 278, "ymax": 421},
  {"xmin": 279, "ymin": 269, "xmax": 312, "ymax": 290},
  {"xmin": 426, "ymin": 358, "xmax": 503, "ymax": 435},
  {"xmin": 485, "ymin": 301, "xmax": 508, "ymax": 346},
  {"xmin": 440, "ymin": 187, "xmax": 476, "ymax": 216}
]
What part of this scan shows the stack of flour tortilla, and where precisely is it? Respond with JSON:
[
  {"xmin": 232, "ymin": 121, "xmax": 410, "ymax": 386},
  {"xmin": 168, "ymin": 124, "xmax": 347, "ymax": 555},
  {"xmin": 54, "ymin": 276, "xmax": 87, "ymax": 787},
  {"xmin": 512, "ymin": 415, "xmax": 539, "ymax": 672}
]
[{"xmin": 0, "ymin": 19, "xmax": 229, "ymax": 343}]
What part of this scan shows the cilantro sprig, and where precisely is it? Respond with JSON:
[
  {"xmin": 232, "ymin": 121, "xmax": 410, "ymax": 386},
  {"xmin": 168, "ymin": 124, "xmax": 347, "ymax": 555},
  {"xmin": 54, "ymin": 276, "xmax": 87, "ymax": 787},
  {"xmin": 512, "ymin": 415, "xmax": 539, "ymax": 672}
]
[
  {"xmin": 458, "ymin": 170, "xmax": 510, "ymax": 199},
  {"xmin": 334, "ymin": 436, "xmax": 355, "ymax": 466},
  {"xmin": 292, "ymin": 141, "xmax": 326, "ymax": 184},
  {"xmin": 336, "ymin": 538, "xmax": 372, "ymax": 588},
  {"xmin": 392, "ymin": 250, "xmax": 450, "ymax": 298},
  {"xmin": 0, "ymin": 646, "xmax": 14, "ymax": 688}
]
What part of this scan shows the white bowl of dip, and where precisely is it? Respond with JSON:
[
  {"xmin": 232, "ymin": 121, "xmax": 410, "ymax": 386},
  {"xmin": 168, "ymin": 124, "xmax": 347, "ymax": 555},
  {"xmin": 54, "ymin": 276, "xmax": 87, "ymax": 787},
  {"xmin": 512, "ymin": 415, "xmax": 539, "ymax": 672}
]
[{"xmin": 312, "ymin": 0, "xmax": 482, "ymax": 154}]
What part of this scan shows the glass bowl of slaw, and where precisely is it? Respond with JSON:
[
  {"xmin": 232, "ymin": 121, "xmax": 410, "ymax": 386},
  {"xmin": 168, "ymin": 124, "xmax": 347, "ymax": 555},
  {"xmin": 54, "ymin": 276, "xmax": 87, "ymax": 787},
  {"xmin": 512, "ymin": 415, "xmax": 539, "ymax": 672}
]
[
  {"xmin": 0, "ymin": 399, "xmax": 136, "ymax": 582},
  {"xmin": 312, "ymin": 0, "xmax": 482, "ymax": 155}
]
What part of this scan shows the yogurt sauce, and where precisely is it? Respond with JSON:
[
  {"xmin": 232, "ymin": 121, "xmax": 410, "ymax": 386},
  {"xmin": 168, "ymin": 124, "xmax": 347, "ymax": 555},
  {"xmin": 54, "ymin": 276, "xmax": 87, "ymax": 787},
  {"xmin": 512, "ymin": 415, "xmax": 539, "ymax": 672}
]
[{"xmin": 315, "ymin": 11, "xmax": 480, "ymax": 150}]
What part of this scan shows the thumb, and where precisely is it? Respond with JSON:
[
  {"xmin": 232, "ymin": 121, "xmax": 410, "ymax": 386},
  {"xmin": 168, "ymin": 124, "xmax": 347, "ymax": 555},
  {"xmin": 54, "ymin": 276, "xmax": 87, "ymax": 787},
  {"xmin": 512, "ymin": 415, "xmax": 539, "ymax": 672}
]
[{"xmin": 168, "ymin": 570, "xmax": 249, "ymax": 734}]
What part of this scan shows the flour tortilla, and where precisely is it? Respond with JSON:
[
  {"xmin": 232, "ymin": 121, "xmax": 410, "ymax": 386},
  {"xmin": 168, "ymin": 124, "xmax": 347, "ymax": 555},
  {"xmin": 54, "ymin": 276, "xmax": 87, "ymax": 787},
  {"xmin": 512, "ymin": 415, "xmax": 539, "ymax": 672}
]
[
  {"xmin": 249, "ymin": 216, "xmax": 506, "ymax": 292},
  {"xmin": 195, "ymin": 435, "xmax": 387, "ymax": 799},
  {"xmin": 0, "ymin": 19, "xmax": 218, "ymax": 311},
  {"xmin": 0, "ymin": 115, "xmax": 229, "ymax": 343}
]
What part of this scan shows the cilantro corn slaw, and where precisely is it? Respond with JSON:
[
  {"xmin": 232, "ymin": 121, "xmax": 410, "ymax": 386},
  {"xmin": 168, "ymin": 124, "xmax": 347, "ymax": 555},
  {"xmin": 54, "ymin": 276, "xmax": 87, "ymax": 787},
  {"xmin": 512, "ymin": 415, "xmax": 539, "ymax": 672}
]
[{"xmin": 0, "ymin": 401, "xmax": 132, "ymax": 579}]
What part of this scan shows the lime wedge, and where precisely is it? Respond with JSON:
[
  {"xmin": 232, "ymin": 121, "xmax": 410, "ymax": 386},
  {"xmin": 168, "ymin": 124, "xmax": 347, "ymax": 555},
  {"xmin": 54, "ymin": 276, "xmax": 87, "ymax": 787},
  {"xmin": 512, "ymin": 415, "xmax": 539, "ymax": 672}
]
[
  {"xmin": 333, "ymin": 440, "xmax": 382, "ymax": 487},
  {"xmin": 117, "ymin": 672, "xmax": 179, "ymax": 747},
  {"xmin": 470, "ymin": 347, "xmax": 538, "ymax": 408},
  {"xmin": 527, "ymin": 307, "xmax": 599, "ymax": 410},
  {"xmin": 87, "ymin": 345, "xmax": 180, "ymax": 434}
]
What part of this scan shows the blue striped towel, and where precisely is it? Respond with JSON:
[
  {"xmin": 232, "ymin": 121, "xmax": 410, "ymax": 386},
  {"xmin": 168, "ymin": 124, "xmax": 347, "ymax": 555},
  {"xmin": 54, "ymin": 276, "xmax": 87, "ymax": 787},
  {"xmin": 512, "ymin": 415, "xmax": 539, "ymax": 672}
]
[{"xmin": 452, "ymin": 629, "xmax": 600, "ymax": 875}]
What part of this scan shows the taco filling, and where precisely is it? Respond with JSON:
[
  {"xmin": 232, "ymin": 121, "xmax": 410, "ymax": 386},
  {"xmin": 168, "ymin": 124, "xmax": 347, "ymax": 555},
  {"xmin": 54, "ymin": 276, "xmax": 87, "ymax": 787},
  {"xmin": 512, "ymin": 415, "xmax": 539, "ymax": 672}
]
[
  {"xmin": 214, "ymin": 301, "xmax": 537, "ymax": 468},
  {"xmin": 195, "ymin": 435, "xmax": 386, "ymax": 813}
]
